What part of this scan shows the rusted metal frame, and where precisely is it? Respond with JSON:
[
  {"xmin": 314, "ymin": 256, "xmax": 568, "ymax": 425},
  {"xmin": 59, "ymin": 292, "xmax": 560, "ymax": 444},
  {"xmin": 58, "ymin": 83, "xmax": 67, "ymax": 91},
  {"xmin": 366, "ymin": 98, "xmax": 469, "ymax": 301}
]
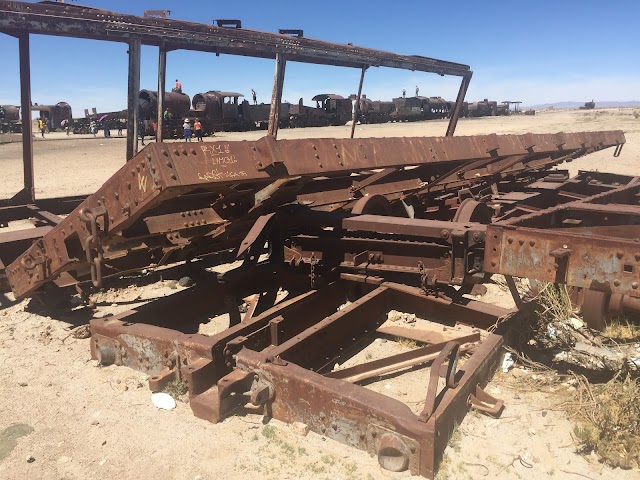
[
  {"xmin": 446, "ymin": 71, "xmax": 472, "ymax": 136},
  {"xmin": 18, "ymin": 31, "xmax": 34, "ymax": 204},
  {"xmin": 230, "ymin": 330, "xmax": 503, "ymax": 479},
  {"xmin": 350, "ymin": 65, "xmax": 367, "ymax": 139},
  {"xmin": 267, "ymin": 52, "xmax": 286, "ymax": 137},
  {"xmin": 485, "ymin": 226, "xmax": 640, "ymax": 297},
  {"xmin": 266, "ymin": 285, "xmax": 389, "ymax": 370},
  {"xmin": 126, "ymin": 37, "xmax": 141, "ymax": 161},
  {"xmin": 156, "ymin": 42, "xmax": 167, "ymax": 143},
  {"xmin": 0, "ymin": 1, "xmax": 471, "ymax": 76},
  {"xmin": 6, "ymin": 132, "xmax": 625, "ymax": 298},
  {"xmin": 326, "ymin": 333, "xmax": 480, "ymax": 383}
]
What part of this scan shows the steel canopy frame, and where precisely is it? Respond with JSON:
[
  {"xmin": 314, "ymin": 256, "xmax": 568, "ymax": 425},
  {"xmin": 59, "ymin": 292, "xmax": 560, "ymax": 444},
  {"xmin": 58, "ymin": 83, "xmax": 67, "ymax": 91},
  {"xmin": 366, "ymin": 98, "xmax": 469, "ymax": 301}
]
[{"xmin": 0, "ymin": 0, "xmax": 471, "ymax": 206}]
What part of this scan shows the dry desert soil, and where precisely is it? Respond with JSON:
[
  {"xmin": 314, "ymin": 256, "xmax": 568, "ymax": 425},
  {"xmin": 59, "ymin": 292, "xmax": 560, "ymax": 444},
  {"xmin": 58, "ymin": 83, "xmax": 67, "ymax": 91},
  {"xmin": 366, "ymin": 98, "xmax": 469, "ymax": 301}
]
[{"xmin": 1, "ymin": 108, "xmax": 639, "ymax": 480}]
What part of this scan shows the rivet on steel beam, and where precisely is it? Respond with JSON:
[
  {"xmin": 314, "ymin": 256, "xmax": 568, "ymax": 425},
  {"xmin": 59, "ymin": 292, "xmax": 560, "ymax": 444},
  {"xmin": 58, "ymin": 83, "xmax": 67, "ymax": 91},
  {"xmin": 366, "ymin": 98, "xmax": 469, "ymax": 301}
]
[
  {"xmin": 441, "ymin": 230, "xmax": 449, "ymax": 239},
  {"xmin": 181, "ymin": 212, "xmax": 185, "ymax": 217},
  {"xmin": 617, "ymin": 252, "xmax": 624, "ymax": 259},
  {"xmin": 145, "ymin": 153, "xmax": 151, "ymax": 160},
  {"xmin": 170, "ymin": 174, "xmax": 177, "ymax": 180},
  {"xmin": 614, "ymin": 280, "xmax": 621, "ymax": 287},
  {"xmin": 162, "ymin": 150, "xmax": 168, "ymax": 157},
  {"xmin": 136, "ymin": 165, "xmax": 140, "ymax": 172},
  {"xmin": 632, "ymin": 282, "xmax": 638, "ymax": 289},
  {"xmin": 173, "ymin": 149, "xmax": 179, "ymax": 155},
  {"xmin": 166, "ymin": 161, "xmax": 173, "ymax": 168},
  {"xmin": 519, "ymin": 240, "xmax": 524, "ymax": 246},
  {"xmin": 507, "ymin": 238, "xmax": 513, "ymax": 244},
  {"xmin": 318, "ymin": 163, "xmax": 323, "ymax": 168},
  {"xmin": 134, "ymin": 199, "xmax": 139, "ymax": 206},
  {"xmin": 191, "ymin": 149, "xmax": 196, "ymax": 155},
  {"xmin": 130, "ymin": 169, "xmax": 136, "ymax": 176},
  {"xmin": 530, "ymin": 241, "xmax": 535, "ymax": 246},
  {"xmin": 114, "ymin": 192, "xmax": 119, "ymax": 200},
  {"xmin": 491, "ymin": 261, "xmax": 497, "ymax": 267},
  {"xmin": 127, "ymin": 182, "xmax": 131, "ymax": 190}
]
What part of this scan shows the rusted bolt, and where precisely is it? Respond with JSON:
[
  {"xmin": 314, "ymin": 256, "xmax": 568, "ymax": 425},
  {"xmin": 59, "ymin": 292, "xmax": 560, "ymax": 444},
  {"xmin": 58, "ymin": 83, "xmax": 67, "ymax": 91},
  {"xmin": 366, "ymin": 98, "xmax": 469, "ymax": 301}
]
[
  {"xmin": 617, "ymin": 252, "xmax": 624, "ymax": 259},
  {"xmin": 162, "ymin": 150, "xmax": 168, "ymax": 156},
  {"xmin": 614, "ymin": 279, "xmax": 621, "ymax": 287},
  {"xmin": 530, "ymin": 240, "xmax": 535, "ymax": 247},
  {"xmin": 491, "ymin": 261, "xmax": 497, "ymax": 267},
  {"xmin": 191, "ymin": 149, "xmax": 196, "ymax": 155},
  {"xmin": 173, "ymin": 149, "xmax": 179, "ymax": 155},
  {"xmin": 632, "ymin": 282, "xmax": 638, "ymax": 289},
  {"xmin": 166, "ymin": 161, "xmax": 172, "ymax": 168},
  {"xmin": 318, "ymin": 163, "xmax": 323, "ymax": 168},
  {"xmin": 170, "ymin": 174, "xmax": 177, "ymax": 180},
  {"xmin": 519, "ymin": 239, "xmax": 524, "ymax": 246},
  {"xmin": 507, "ymin": 237, "xmax": 513, "ymax": 244},
  {"xmin": 472, "ymin": 232, "xmax": 481, "ymax": 241},
  {"xmin": 441, "ymin": 230, "xmax": 450, "ymax": 239}
]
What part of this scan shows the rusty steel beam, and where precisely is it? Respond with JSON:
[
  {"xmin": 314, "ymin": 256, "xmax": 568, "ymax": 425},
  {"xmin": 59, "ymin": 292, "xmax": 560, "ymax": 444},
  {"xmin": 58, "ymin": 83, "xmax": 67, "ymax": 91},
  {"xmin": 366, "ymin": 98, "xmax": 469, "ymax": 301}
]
[
  {"xmin": 0, "ymin": 1, "xmax": 470, "ymax": 76},
  {"xmin": 18, "ymin": 32, "xmax": 34, "ymax": 203},
  {"xmin": 267, "ymin": 52, "xmax": 286, "ymax": 138},
  {"xmin": 350, "ymin": 66, "xmax": 367, "ymax": 139},
  {"xmin": 446, "ymin": 71, "xmax": 472, "ymax": 137},
  {"xmin": 156, "ymin": 43, "xmax": 166, "ymax": 143},
  {"xmin": 5, "ymin": 131, "xmax": 625, "ymax": 298},
  {"xmin": 126, "ymin": 37, "xmax": 141, "ymax": 161}
]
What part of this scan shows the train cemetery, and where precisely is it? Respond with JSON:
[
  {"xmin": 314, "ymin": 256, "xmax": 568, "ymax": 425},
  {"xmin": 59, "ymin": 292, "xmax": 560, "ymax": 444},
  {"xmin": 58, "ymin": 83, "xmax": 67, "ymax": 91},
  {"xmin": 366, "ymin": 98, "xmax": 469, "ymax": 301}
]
[{"xmin": 1, "ymin": 2, "xmax": 639, "ymax": 480}]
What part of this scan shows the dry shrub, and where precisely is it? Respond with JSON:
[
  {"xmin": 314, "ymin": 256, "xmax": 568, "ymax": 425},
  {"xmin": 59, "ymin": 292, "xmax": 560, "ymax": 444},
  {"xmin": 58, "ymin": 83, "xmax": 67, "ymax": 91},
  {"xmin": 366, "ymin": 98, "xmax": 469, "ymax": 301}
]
[
  {"xmin": 571, "ymin": 374, "xmax": 640, "ymax": 469},
  {"xmin": 604, "ymin": 316, "xmax": 640, "ymax": 342}
]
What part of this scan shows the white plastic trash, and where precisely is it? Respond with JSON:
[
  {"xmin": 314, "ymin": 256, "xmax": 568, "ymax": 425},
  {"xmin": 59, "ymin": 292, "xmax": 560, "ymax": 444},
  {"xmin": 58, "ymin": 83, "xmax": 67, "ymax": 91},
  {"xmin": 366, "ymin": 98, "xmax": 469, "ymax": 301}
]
[
  {"xmin": 501, "ymin": 352, "xmax": 515, "ymax": 373},
  {"xmin": 151, "ymin": 392, "xmax": 176, "ymax": 410}
]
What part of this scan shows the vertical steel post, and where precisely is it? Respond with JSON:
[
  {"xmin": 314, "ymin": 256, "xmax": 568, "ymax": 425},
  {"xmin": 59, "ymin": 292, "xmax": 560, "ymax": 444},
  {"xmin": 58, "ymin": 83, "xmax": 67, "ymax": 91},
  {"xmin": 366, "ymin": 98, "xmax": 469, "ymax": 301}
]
[
  {"xmin": 18, "ymin": 33, "xmax": 34, "ymax": 203},
  {"xmin": 267, "ymin": 52, "xmax": 286, "ymax": 138},
  {"xmin": 156, "ymin": 44, "xmax": 166, "ymax": 143},
  {"xmin": 126, "ymin": 38, "xmax": 141, "ymax": 161},
  {"xmin": 445, "ymin": 71, "xmax": 472, "ymax": 137},
  {"xmin": 350, "ymin": 66, "xmax": 367, "ymax": 139}
]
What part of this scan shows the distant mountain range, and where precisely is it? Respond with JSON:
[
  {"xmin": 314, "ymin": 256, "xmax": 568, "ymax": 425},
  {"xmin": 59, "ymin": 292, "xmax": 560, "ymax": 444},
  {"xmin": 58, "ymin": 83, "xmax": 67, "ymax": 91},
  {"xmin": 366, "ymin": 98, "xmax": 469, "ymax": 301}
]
[{"xmin": 524, "ymin": 101, "xmax": 640, "ymax": 110}]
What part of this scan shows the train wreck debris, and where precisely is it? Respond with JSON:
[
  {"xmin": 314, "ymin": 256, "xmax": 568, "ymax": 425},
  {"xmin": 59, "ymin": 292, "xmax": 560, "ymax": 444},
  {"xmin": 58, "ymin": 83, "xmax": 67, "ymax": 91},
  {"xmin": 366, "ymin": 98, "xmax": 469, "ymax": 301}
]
[
  {"xmin": 5, "ymin": 131, "xmax": 625, "ymax": 299},
  {"xmin": 90, "ymin": 271, "xmax": 507, "ymax": 479}
]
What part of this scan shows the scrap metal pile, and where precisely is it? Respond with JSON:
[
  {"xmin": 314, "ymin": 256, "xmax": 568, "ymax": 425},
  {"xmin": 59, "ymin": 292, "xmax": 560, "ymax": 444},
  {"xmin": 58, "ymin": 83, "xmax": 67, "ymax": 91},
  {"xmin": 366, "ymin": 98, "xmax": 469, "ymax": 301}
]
[
  {"xmin": 1, "ymin": 2, "xmax": 639, "ymax": 478},
  {"xmin": 6, "ymin": 129, "xmax": 639, "ymax": 479}
]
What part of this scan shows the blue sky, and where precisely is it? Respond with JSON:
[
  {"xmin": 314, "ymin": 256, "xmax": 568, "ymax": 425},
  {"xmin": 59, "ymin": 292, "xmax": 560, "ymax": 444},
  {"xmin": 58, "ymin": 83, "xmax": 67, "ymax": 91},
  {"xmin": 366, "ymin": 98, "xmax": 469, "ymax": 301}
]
[{"xmin": 1, "ymin": 0, "xmax": 639, "ymax": 115}]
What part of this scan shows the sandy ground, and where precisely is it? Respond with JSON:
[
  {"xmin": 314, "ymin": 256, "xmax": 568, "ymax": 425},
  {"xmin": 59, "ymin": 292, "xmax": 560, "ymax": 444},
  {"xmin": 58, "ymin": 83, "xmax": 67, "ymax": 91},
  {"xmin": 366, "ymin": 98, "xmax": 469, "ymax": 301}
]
[{"xmin": 1, "ymin": 109, "xmax": 639, "ymax": 480}]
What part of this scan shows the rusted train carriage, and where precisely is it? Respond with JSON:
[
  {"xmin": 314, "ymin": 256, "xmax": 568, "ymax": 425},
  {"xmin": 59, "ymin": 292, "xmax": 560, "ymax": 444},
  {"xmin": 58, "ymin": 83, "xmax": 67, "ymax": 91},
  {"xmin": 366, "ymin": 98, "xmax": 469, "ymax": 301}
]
[{"xmin": 32, "ymin": 101, "xmax": 72, "ymax": 129}]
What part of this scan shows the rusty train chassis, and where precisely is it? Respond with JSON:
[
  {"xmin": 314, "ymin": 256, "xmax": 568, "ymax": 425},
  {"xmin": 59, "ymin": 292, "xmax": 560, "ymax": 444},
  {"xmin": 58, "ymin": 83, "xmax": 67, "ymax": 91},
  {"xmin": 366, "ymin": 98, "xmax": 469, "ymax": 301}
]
[{"xmin": 3, "ymin": 130, "xmax": 640, "ymax": 478}]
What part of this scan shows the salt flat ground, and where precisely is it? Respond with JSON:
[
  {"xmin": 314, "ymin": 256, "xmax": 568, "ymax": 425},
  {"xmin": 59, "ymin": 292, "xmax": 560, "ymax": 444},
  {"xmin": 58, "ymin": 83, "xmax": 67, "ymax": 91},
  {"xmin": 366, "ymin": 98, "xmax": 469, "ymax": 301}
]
[{"xmin": 0, "ymin": 109, "xmax": 639, "ymax": 480}]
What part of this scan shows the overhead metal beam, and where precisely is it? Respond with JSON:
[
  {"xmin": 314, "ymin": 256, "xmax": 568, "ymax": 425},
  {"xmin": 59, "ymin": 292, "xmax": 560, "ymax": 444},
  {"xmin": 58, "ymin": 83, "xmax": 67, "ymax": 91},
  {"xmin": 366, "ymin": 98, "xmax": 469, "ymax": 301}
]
[{"xmin": 0, "ymin": 1, "xmax": 470, "ymax": 76}]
